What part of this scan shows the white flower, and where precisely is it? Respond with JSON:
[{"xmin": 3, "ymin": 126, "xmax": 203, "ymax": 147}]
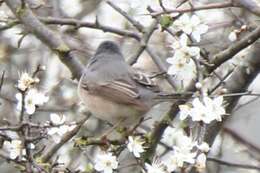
[
  {"xmin": 47, "ymin": 113, "xmax": 76, "ymax": 143},
  {"xmin": 4, "ymin": 140, "xmax": 26, "ymax": 159},
  {"xmin": 175, "ymin": 135, "xmax": 196, "ymax": 151},
  {"xmin": 171, "ymin": 34, "xmax": 201, "ymax": 60},
  {"xmin": 204, "ymin": 96, "xmax": 226, "ymax": 122},
  {"xmin": 195, "ymin": 82, "xmax": 202, "ymax": 89},
  {"xmin": 163, "ymin": 153, "xmax": 178, "ymax": 172},
  {"xmin": 172, "ymin": 146, "xmax": 197, "ymax": 167},
  {"xmin": 17, "ymin": 72, "xmax": 38, "ymax": 91},
  {"xmin": 167, "ymin": 56, "xmax": 196, "ymax": 79},
  {"xmin": 145, "ymin": 159, "xmax": 168, "ymax": 173},
  {"xmin": 94, "ymin": 152, "xmax": 118, "ymax": 173},
  {"xmin": 228, "ymin": 31, "xmax": 237, "ymax": 42},
  {"xmin": 166, "ymin": 34, "xmax": 199, "ymax": 78},
  {"xmin": 173, "ymin": 14, "xmax": 208, "ymax": 42},
  {"xmin": 197, "ymin": 142, "xmax": 210, "ymax": 153},
  {"xmin": 179, "ymin": 96, "xmax": 225, "ymax": 123},
  {"xmin": 127, "ymin": 136, "xmax": 145, "ymax": 158},
  {"xmin": 195, "ymin": 153, "xmax": 207, "ymax": 171},
  {"xmin": 50, "ymin": 113, "xmax": 66, "ymax": 125},
  {"xmin": 190, "ymin": 98, "xmax": 212, "ymax": 123},
  {"xmin": 16, "ymin": 89, "xmax": 49, "ymax": 115},
  {"xmin": 162, "ymin": 126, "xmax": 185, "ymax": 146}
]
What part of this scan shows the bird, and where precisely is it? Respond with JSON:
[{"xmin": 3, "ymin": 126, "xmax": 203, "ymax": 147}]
[{"xmin": 78, "ymin": 41, "xmax": 186, "ymax": 127}]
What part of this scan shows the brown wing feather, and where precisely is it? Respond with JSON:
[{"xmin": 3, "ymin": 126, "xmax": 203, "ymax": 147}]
[{"xmin": 80, "ymin": 80, "xmax": 149, "ymax": 111}]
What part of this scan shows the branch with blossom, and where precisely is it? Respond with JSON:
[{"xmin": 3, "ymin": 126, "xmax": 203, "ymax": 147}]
[{"xmin": 1, "ymin": 0, "xmax": 260, "ymax": 172}]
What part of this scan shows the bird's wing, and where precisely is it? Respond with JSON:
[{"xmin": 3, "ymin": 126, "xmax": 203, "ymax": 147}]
[{"xmin": 80, "ymin": 78, "xmax": 149, "ymax": 111}]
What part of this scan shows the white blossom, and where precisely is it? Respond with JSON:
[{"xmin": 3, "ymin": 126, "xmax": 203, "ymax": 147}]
[
  {"xmin": 190, "ymin": 98, "xmax": 212, "ymax": 123},
  {"xmin": 170, "ymin": 34, "xmax": 200, "ymax": 60},
  {"xmin": 163, "ymin": 153, "xmax": 178, "ymax": 172},
  {"xmin": 228, "ymin": 31, "xmax": 237, "ymax": 42},
  {"xmin": 197, "ymin": 142, "xmax": 210, "ymax": 153},
  {"xmin": 145, "ymin": 159, "xmax": 168, "ymax": 173},
  {"xmin": 162, "ymin": 126, "xmax": 185, "ymax": 146},
  {"xmin": 195, "ymin": 82, "xmax": 202, "ymax": 89},
  {"xmin": 166, "ymin": 34, "xmax": 199, "ymax": 78},
  {"xmin": 16, "ymin": 88, "xmax": 49, "ymax": 115},
  {"xmin": 173, "ymin": 14, "xmax": 208, "ymax": 42},
  {"xmin": 4, "ymin": 140, "xmax": 26, "ymax": 160},
  {"xmin": 47, "ymin": 113, "xmax": 76, "ymax": 143},
  {"xmin": 94, "ymin": 152, "xmax": 118, "ymax": 173},
  {"xmin": 204, "ymin": 96, "xmax": 226, "ymax": 122},
  {"xmin": 50, "ymin": 113, "xmax": 66, "ymax": 125},
  {"xmin": 167, "ymin": 56, "xmax": 196, "ymax": 80},
  {"xmin": 195, "ymin": 153, "xmax": 207, "ymax": 171},
  {"xmin": 179, "ymin": 96, "xmax": 226, "ymax": 124},
  {"xmin": 127, "ymin": 136, "xmax": 145, "ymax": 158},
  {"xmin": 175, "ymin": 135, "xmax": 196, "ymax": 151},
  {"xmin": 17, "ymin": 72, "xmax": 39, "ymax": 91},
  {"xmin": 172, "ymin": 146, "xmax": 197, "ymax": 167}
]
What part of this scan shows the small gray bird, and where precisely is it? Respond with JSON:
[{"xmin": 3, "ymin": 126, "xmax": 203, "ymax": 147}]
[{"xmin": 78, "ymin": 41, "xmax": 185, "ymax": 126}]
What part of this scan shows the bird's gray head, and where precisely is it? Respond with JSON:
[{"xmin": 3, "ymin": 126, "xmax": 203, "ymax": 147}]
[{"xmin": 95, "ymin": 41, "xmax": 122, "ymax": 56}]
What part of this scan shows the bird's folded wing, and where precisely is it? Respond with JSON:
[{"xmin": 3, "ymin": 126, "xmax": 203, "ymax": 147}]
[{"xmin": 80, "ymin": 80, "xmax": 148, "ymax": 110}]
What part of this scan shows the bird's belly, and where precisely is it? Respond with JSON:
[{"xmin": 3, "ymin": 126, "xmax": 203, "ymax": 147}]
[{"xmin": 79, "ymin": 90, "xmax": 144, "ymax": 126}]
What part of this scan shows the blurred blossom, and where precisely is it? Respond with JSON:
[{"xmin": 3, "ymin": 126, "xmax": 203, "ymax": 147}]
[
  {"xmin": 163, "ymin": 153, "xmax": 178, "ymax": 172},
  {"xmin": 172, "ymin": 146, "xmax": 197, "ymax": 167},
  {"xmin": 228, "ymin": 31, "xmax": 238, "ymax": 42},
  {"xmin": 50, "ymin": 113, "xmax": 66, "ymax": 125},
  {"xmin": 16, "ymin": 88, "xmax": 49, "ymax": 115},
  {"xmin": 195, "ymin": 153, "xmax": 207, "ymax": 171},
  {"xmin": 173, "ymin": 14, "xmax": 208, "ymax": 42},
  {"xmin": 145, "ymin": 159, "xmax": 168, "ymax": 173},
  {"xmin": 127, "ymin": 0, "xmax": 154, "ymax": 26},
  {"xmin": 3, "ymin": 140, "xmax": 26, "ymax": 160},
  {"xmin": 179, "ymin": 96, "xmax": 226, "ymax": 124},
  {"xmin": 197, "ymin": 142, "xmax": 210, "ymax": 153},
  {"xmin": 162, "ymin": 126, "xmax": 185, "ymax": 146},
  {"xmin": 48, "ymin": 113, "xmax": 76, "ymax": 143},
  {"xmin": 60, "ymin": 0, "xmax": 82, "ymax": 17},
  {"xmin": 94, "ymin": 152, "xmax": 118, "ymax": 173},
  {"xmin": 127, "ymin": 136, "xmax": 145, "ymax": 158},
  {"xmin": 17, "ymin": 72, "xmax": 39, "ymax": 91}
]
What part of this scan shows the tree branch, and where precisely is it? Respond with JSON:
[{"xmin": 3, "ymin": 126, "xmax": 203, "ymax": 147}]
[{"xmin": 4, "ymin": 0, "xmax": 83, "ymax": 79}]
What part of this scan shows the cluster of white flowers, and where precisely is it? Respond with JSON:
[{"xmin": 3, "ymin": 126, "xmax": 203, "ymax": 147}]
[
  {"xmin": 166, "ymin": 13, "xmax": 208, "ymax": 83},
  {"xmin": 166, "ymin": 34, "xmax": 199, "ymax": 78},
  {"xmin": 16, "ymin": 72, "xmax": 48, "ymax": 115},
  {"xmin": 3, "ymin": 139, "xmax": 35, "ymax": 160},
  {"xmin": 3, "ymin": 140, "xmax": 26, "ymax": 160},
  {"xmin": 47, "ymin": 113, "xmax": 76, "ymax": 143},
  {"xmin": 159, "ymin": 126, "xmax": 210, "ymax": 172},
  {"xmin": 173, "ymin": 14, "xmax": 208, "ymax": 42},
  {"xmin": 179, "ymin": 96, "xmax": 226, "ymax": 124}
]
